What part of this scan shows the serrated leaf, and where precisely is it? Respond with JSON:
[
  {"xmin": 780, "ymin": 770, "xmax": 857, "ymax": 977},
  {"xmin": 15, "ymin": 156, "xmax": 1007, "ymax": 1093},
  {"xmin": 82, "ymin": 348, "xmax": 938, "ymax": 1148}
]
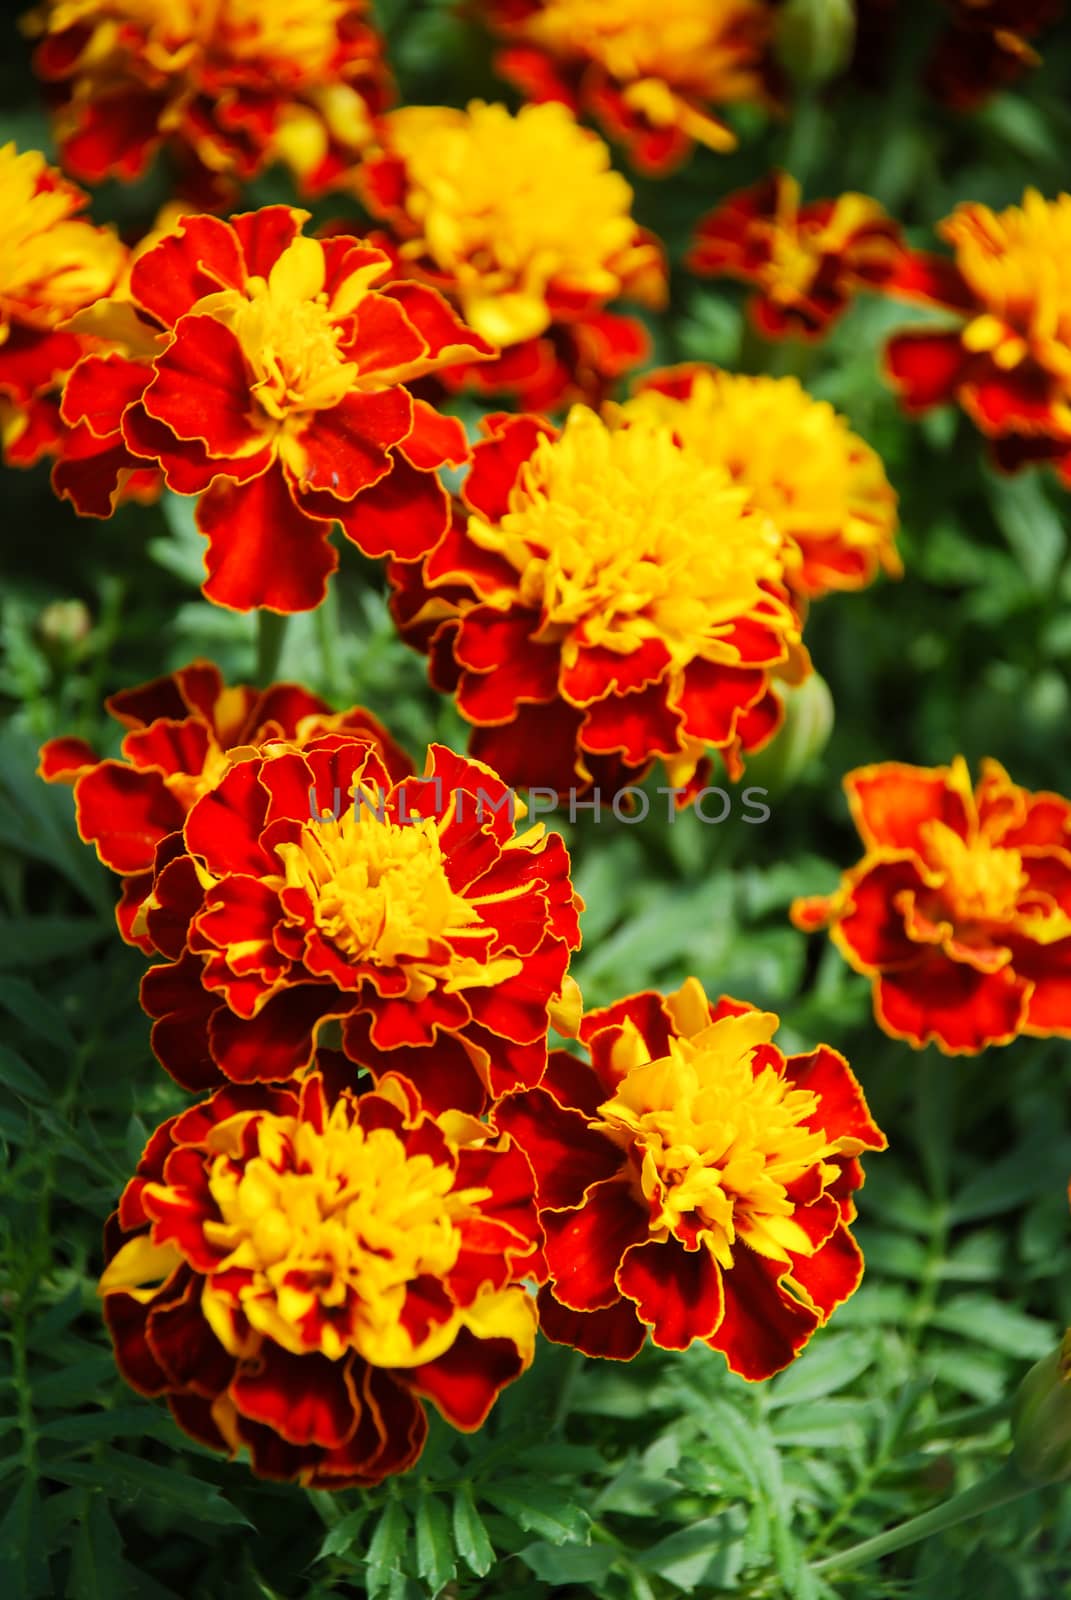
[
  {"xmin": 518, "ymin": 1540, "xmax": 616, "ymax": 1583},
  {"xmin": 638, "ymin": 1518, "xmax": 736, "ymax": 1588},
  {"xmin": 767, "ymin": 1332, "xmax": 877, "ymax": 1408},
  {"xmin": 482, "ymin": 1480, "xmax": 589, "ymax": 1545},
  {"xmin": 317, "ymin": 1506, "xmax": 370, "ymax": 1561},
  {"xmin": 452, "ymin": 1488, "xmax": 495, "ymax": 1577},
  {"xmin": 47, "ymin": 1452, "xmax": 251, "ymax": 1527},
  {"xmin": 365, "ymin": 1498, "xmax": 409, "ymax": 1599},
  {"xmin": 930, "ymin": 1295, "xmax": 1054, "ymax": 1359},
  {"xmin": 414, "ymin": 1493, "xmax": 453, "ymax": 1593},
  {"xmin": 66, "ymin": 1496, "xmax": 127, "ymax": 1600}
]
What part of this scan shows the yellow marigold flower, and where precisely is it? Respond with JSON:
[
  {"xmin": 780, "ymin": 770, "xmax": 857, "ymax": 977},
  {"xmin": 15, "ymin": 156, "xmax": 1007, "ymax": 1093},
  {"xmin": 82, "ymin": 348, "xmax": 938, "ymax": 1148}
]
[
  {"xmin": 24, "ymin": 0, "xmax": 390, "ymax": 196},
  {"xmin": 480, "ymin": 0, "xmax": 772, "ymax": 172},
  {"xmin": 0, "ymin": 142, "xmax": 126, "ymax": 468},
  {"xmin": 618, "ymin": 366, "xmax": 901, "ymax": 600},
  {"xmin": 359, "ymin": 100, "xmax": 665, "ymax": 351}
]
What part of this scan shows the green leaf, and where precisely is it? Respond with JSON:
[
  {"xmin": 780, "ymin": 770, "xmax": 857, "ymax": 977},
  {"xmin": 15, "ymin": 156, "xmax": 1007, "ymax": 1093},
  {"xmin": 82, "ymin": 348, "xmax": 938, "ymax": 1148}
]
[
  {"xmin": 66, "ymin": 1496, "xmax": 127, "ymax": 1600},
  {"xmin": 0, "ymin": 919, "xmax": 105, "ymax": 971},
  {"xmin": 365, "ymin": 1498, "xmax": 409, "ymax": 1599},
  {"xmin": 452, "ymin": 1487, "xmax": 495, "ymax": 1577},
  {"xmin": 989, "ymin": 470, "xmax": 1066, "ymax": 593},
  {"xmin": 317, "ymin": 1507, "xmax": 371, "ymax": 1562},
  {"xmin": 0, "ymin": 976, "xmax": 74, "ymax": 1049},
  {"xmin": 767, "ymin": 1332, "xmax": 877, "ymax": 1407},
  {"xmin": 482, "ymin": 1480, "xmax": 589, "ymax": 1545},
  {"xmin": 518, "ymin": 1540, "xmax": 616, "ymax": 1583},
  {"xmin": 413, "ymin": 1493, "xmax": 454, "ymax": 1593},
  {"xmin": 0, "ymin": 1044, "xmax": 51, "ymax": 1104},
  {"xmin": 0, "ymin": 1477, "xmax": 51, "ymax": 1599},
  {"xmin": 47, "ymin": 1453, "xmax": 251, "ymax": 1527},
  {"xmin": 930, "ymin": 1295, "xmax": 1054, "ymax": 1359}
]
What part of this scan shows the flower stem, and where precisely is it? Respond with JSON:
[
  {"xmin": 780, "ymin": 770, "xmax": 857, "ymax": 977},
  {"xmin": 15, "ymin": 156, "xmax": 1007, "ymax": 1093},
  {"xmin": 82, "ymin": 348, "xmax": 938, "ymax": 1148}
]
[
  {"xmin": 255, "ymin": 609, "xmax": 288, "ymax": 686},
  {"xmin": 811, "ymin": 1459, "xmax": 1033, "ymax": 1575}
]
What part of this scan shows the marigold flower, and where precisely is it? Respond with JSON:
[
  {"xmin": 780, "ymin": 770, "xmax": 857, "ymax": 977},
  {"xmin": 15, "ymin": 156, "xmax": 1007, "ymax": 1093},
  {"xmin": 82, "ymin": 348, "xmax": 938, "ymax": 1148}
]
[
  {"xmin": 688, "ymin": 171, "xmax": 903, "ymax": 339},
  {"xmin": 24, "ymin": 0, "xmax": 390, "ymax": 199},
  {"xmin": 884, "ymin": 189, "xmax": 1071, "ymax": 481},
  {"xmin": 136, "ymin": 737, "xmax": 582, "ymax": 1106},
  {"xmin": 618, "ymin": 366, "xmax": 900, "ymax": 601},
  {"xmin": 496, "ymin": 978, "xmax": 884, "ymax": 1375},
  {"xmin": 791, "ymin": 758, "xmax": 1071, "ymax": 1054},
  {"xmin": 99, "ymin": 1067, "xmax": 542, "ymax": 1486},
  {"xmin": 479, "ymin": 0, "xmax": 772, "ymax": 174},
  {"xmin": 390, "ymin": 406, "xmax": 807, "ymax": 799},
  {"xmin": 926, "ymin": 1, "xmax": 1063, "ymax": 110},
  {"xmin": 352, "ymin": 100, "xmax": 666, "ymax": 413},
  {"xmin": 38, "ymin": 659, "xmax": 410, "ymax": 949},
  {"xmin": 0, "ymin": 142, "xmax": 129, "ymax": 470},
  {"xmin": 53, "ymin": 207, "xmax": 492, "ymax": 612}
]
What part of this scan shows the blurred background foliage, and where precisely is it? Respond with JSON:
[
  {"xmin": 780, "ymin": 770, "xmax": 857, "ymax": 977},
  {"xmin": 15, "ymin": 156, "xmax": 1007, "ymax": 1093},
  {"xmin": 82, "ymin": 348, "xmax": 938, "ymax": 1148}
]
[{"xmin": 3, "ymin": 1, "xmax": 1071, "ymax": 1596}]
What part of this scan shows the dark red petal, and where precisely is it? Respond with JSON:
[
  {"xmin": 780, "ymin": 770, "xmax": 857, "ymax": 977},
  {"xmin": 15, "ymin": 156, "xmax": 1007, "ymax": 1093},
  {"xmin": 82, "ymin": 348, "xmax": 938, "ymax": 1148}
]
[
  {"xmin": 711, "ymin": 1249, "xmax": 821, "ymax": 1381},
  {"xmin": 536, "ymin": 1290, "xmax": 647, "ymax": 1360},
  {"xmin": 618, "ymin": 1237, "xmax": 723, "ymax": 1349},
  {"xmin": 197, "ymin": 468, "xmax": 338, "ymax": 613}
]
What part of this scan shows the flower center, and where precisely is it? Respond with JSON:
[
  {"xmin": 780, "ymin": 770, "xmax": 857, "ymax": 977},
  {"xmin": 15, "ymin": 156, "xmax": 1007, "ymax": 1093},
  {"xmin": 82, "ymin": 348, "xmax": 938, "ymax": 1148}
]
[
  {"xmin": 946, "ymin": 191, "xmax": 1071, "ymax": 379},
  {"xmin": 382, "ymin": 100, "xmax": 639, "ymax": 345},
  {"xmin": 198, "ymin": 1102, "xmax": 485, "ymax": 1361},
  {"xmin": 596, "ymin": 1011, "xmax": 835, "ymax": 1268},
  {"xmin": 469, "ymin": 407, "xmax": 785, "ymax": 668},
  {"xmin": 272, "ymin": 805, "xmax": 481, "ymax": 966},
  {"xmin": 520, "ymin": 0, "xmax": 767, "ymax": 99},
  {"xmin": 923, "ymin": 820, "xmax": 1026, "ymax": 925}
]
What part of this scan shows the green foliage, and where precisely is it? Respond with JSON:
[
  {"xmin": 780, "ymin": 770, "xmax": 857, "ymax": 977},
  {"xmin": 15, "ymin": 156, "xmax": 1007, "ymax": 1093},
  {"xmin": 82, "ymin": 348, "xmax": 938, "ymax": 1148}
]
[{"xmin": 3, "ymin": 1, "xmax": 1071, "ymax": 1597}]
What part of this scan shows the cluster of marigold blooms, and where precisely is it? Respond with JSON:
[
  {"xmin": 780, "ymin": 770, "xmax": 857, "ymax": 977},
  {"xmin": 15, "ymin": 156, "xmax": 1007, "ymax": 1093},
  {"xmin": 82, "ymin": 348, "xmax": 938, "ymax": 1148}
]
[{"xmin": 9, "ymin": 0, "xmax": 1071, "ymax": 1490}]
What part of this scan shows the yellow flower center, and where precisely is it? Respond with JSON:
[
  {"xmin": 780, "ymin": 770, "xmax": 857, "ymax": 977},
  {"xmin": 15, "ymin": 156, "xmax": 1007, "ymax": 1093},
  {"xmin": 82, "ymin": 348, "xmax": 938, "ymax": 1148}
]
[
  {"xmin": 468, "ymin": 407, "xmax": 786, "ymax": 670},
  {"xmin": 518, "ymin": 0, "xmax": 768, "ymax": 102},
  {"xmin": 946, "ymin": 190, "xmax": 1071, "ymax": 391},
  {"xmin": 923, "ymin": 821, "xmax": 1026, "ymax": 925},
  {"xmin": 197, "ymin": 1101, "xmax": 488, "ymax": 1364},
  {"xmin": 0, "ymin": 143, "xmax": 123, "ymax": 334},
  {"xmin": 272, "ymin": 805, "xmax": 482, "ymax": 969},
  {"xmin": 618, "ymin": 371, "xmax": 899, "ymax": 577},
  {"xmin": 597, "ymin": 1010, "xmax": 837, "ymax": 1269},
  {"xmin": 42, "ymin": 0, "xmax": 349, "ymax": 76},
  {"xmin": 379, "ymin": 100, "xmax": 641, "ymax": 346}
]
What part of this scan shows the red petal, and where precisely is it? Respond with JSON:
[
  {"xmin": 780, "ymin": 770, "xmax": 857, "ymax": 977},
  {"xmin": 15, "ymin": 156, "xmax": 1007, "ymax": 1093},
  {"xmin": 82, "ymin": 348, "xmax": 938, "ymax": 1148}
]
[
  {"xmin": 463, "ymin": 414, "xmax": 555, "ymax": 521},
  {"xmin": 143, "ymin": 317, "xmax": 257, "ymax": 456},
  {"xmin": 198, "ymin": 468, "xmax": 338, "ymax": 613},
  {"xmin": 874, "ymin": 956, "xmax": 1028, "ymax": 1052},
  {"xmin": 75, "ymin": 762, "xmax": 185, "ymax": 873},
  {"xmin": 618, "ymin": 1237, "xmax": 723, "ymax": 1349},
  {"xmin": 408, "ymin": 1323, "xmax": 529, "ymax": 1430},
  {"xmin": 231, "ymin": 1346, "xmax": 357, "ymax": 1448},
  {"xmin": 61, "ymin": 353, "xmax": 152, "ymax": 438},
  {"xmin": 131, "ymin": 216, "xmax": 246, "ymax": 328},
  {"xmin": 336, "ymin": 458, "xmax": 448, "ymax": 561},
  {"xmin": 295, "ymin": 389, "xmax": 412, "ymax": 500},
  {"xmin": 846, "ymin": 762, "xmax": 970, "ymax": 851},
  {"xmin": 884, "ymin": 330, "xmax": 967, "ymax": 413},
  {"xmin": 712, "ymin": 1249, "xmax": 820, "ymax": 1380},
  {"xmin": 536, "ymin": 1290, "xmax": 647, "ymax": 1360},
  {"xmin": 495, "ymin": 1087, "xmax": 622, "ymax": 1210},
  {"xmin": 542, "ymin": 1178, "xmax": 649, "ymax": 1311}
]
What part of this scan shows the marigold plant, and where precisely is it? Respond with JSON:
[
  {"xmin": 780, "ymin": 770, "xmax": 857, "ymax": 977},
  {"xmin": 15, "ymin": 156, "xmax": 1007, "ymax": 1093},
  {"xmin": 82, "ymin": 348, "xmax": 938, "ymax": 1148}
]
[
  {"xmin": 53, "ymin": 206, "xmax": 493, "ymax": 611},
  {"xmin": 617, "ymin": 365, "xmax": 901, "ymax": 601},
  {"xmin": 496, "ymin": 978, "xmax": 885, "ymax": 1376},
  {"xmin": 390, "ymin": 406, "xmax": 809, "ymax": 800},
  {"xmin": 884, "ymin": 188, "xmax": 1071, "ymax": 481},
  {"xmin": 99, "ymin": 1066, "xmax": 542, "ymax": 1486},
  {"xmin": 478, "ymin": 0, "xmax": 772, "ymax": 173},
  {"xmin": 135, "ymin": 736, "xmax": 582, "ymax": 1105},
  {"xmin": 353, "ymin": 99, "xmax": 666, "ymax": 411},
  {"xmin": 23, "ymin": 0, "xmax": 391, "ymax": 200},
  {"xmin": 0, "ymin": 142, "xmax": 127, "ymax": 470},
  {"xmin": 792, "ymin": 758, "xmax": 1071, "ymax": 1053},
  {"xmin": 38, "ymin": 660, "xmax": 411, "ymax": 947},
  {"xmin": 688, "ymin": 171, "xmax": 903, "ymax": 340}
]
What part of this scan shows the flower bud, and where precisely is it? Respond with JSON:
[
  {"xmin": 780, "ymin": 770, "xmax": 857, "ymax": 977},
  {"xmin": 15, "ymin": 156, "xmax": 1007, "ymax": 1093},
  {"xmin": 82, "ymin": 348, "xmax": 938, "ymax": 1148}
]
[
  {"xmin": 37, "ymin": 599, "xmax": 92, "ymax": 654},
  {"xmin": 775, "ymin": 0, "xmax": 857, "ymax": 86},
  {"xmin": 744, "ymin": 671, "xmax": 834, "ymax": 794},
  {"xmin": 1011, "ymin": 1330, "xmax": 1071, "ymax": 1485}
]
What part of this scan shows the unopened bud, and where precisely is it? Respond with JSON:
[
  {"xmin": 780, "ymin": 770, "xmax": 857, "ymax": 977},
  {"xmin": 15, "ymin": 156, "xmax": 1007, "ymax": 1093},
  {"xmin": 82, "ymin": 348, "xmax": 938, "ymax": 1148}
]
[
  {"xmin": 742, "ymin": 671, "xmax": 834, "ymax": 795},
  {"xmin": 1011, "ymin": 1330, "xmax": 1071, "ymax": 1485},
  {"xmin": 775, "ymin": 0, "xmax": 857, "ymax": 86},
  {"xmin": 37, "ymin": 599, "xmax": 92, "ymax": 653}
]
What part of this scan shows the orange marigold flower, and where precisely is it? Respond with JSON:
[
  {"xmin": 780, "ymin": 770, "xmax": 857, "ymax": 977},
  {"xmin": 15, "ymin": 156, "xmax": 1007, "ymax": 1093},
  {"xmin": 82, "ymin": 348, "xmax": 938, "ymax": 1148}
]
[
  {"xmin": 353, "ymin": 100, "xmax": 666, "ymax": 413},
  {"xmin": 884, "ymin": 189, "xmax": 1071, "ymax": 481},
  {"xmin": 926, "ymin": 0, "xmax": 1063, "ymax": 110},
  {"xmin": 618, "ymin": 366, "xmax": 901, "ymax": 601},
  {"xmin": 53, "ymin": 207, "xmax": 493, "ymax": 612},
  {"xmin": 99, "ymin": 1066, "xmax": 542, "ymax": 1487},
  {"xmin": 136, "ymin": 738, "xmax": 582, "ymax": 1107},
  {"xmin": 24, "ymin": 0, "xmax": 390, "ymax": 199},
  {"xmin": 38, "ymin": 659, "xmax": 410, "ymax": 950},
  {"xmin": 0, "ymin": 142, "xmax": 128, "ymax": 470},
  {"xmin": 389, "ymin": 405, "xmax": 807, "ymax": 799},
  {"xmin": 688, "ymin": 171, "xmax": 903, "ymax": 340},
  {"xmin": 496, "ymin": 978, "xmax": 885, "ymax": 1375},
  {"xmin": 791, "ymin": 758, "xmax": 1071, "ymax": 1054},
  {"xmin": 479, "ymin": 0, "xmax": 772, "ymax": 174}
]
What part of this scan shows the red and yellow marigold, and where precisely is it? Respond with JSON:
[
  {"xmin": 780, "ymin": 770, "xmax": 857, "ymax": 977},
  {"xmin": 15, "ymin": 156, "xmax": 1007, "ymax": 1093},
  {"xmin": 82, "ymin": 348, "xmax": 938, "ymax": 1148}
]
[
  {"xmin": 0, "ymin": 142, "xmax": 128, "ymax": 470},
  {"xmin": 884, "ymin": 189, "xmax": 1071, "ymax": 481},
  {"xmin": 39, "ymin": 659, "xmax": 410, "ymax": 949},
  {"xmin": 23, "ymin": 0, "xmax": 390, "ymax": 200},
  {"xmin": 53, "ymin": 206, "xmax": 493, "ymax": 612},
  {"xmin": 617, "ymin": 366, "xmax": 900, "ymax": 602},
  {"xmin": 100, "ymin": 1067, "xmax": 542, "ymax": 1486},
  {"xmin": 926, "ymin": 1, "xmax": 1063, "ymax": 110},
  {"xmin": 390, "ymin": 405, "xmax": 808, "ymax": 799},
  {"xmin": 353, "ymin": 100, "xmax": 666, "ymax": 413},
  {"xmin": 496, "ymin": 978, "xmax": 885, "ymax": 1376},
  {"xmin": 792, "ymin": 758, "xmax": 1071, "ymax": 1053},
  {"xmin": 479, "ymin": 0, "xmax": 772, "ymax": 173},
  {"xmin": 688, "ymin": 171, "xmax": 903, "ymax": 340},
  {"xmin": 136, "ymin": 737, "xmax": 582, "ymax": 1108}
]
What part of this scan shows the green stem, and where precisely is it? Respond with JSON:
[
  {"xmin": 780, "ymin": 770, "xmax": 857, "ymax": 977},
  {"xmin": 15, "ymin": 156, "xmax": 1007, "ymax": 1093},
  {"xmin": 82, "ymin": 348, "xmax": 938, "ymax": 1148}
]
[
  {"xmin": 811, "ymin": 1460, "xmax": 1033, "ymax": 1575},
  {"xmin": 315, "ymin": 580, "xmax": 342, "ymax": 702},
  {"xmin": 255, "ymin": 610, "xmax": 289, "ymax": 686}
]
